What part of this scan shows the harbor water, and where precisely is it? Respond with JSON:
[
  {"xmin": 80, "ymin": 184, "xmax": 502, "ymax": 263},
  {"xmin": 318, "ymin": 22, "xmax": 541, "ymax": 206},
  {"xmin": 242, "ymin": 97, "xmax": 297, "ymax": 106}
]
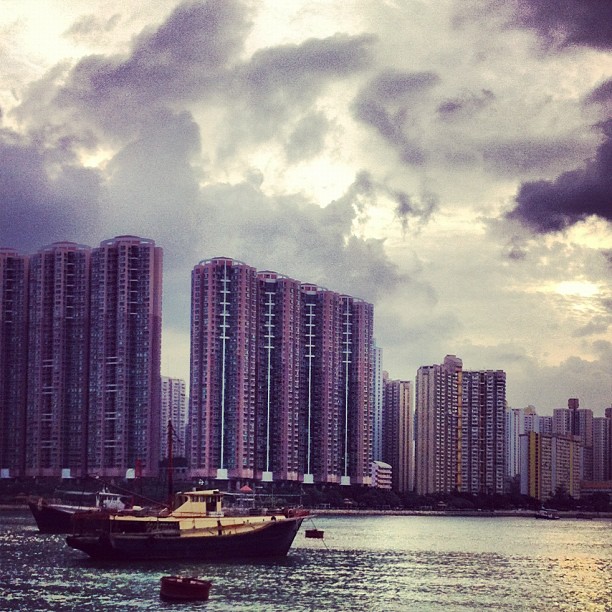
[{"xmin": 1, "ymin": 509, "xmax": 610, "ymax": 611}]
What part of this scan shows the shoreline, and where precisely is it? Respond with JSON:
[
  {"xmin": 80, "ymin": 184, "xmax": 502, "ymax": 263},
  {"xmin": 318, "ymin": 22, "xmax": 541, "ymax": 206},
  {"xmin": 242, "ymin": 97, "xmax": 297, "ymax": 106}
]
[
  {"xmin": 308, "ymin": 508, "xmax": 612, "ymax": 519},
  {"xmin": 4, "ymin": 505, "xmax": 610, "ymax": 519}
]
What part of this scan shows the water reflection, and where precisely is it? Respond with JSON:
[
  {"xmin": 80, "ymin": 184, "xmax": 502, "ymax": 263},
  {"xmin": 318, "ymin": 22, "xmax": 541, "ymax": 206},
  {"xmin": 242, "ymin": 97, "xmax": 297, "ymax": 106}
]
[{"xmin": 0, "ymin": 511, "xmax": 610, "ymax": 611}]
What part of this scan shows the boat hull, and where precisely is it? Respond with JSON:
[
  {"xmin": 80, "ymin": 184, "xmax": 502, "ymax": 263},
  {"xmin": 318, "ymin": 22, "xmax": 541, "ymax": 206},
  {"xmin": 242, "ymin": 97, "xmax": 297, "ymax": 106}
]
[
  {"xmin": 66, "ymin": 516, "xmax": 305, "ymax": 561},
  {"xmin": 534, "ymin": 513, "xmax": 559, "ymax": 520},
  {"xmin": 28, "ymin": 501, "xmax": 76, "ymax": 534},
  {"xmin": 160, "ymin": 576, "xmax": 212, "ymax": 601},
  {"xmin": 28, "ymin": 490, "xmax": 129, "ymax": 533}
]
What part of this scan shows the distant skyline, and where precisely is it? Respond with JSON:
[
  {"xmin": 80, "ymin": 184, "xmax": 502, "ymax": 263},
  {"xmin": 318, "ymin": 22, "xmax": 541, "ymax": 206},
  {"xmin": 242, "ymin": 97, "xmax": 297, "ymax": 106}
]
[{"xmin": 1, "ymin": 1, "xmax": 610, "ymax": 414}]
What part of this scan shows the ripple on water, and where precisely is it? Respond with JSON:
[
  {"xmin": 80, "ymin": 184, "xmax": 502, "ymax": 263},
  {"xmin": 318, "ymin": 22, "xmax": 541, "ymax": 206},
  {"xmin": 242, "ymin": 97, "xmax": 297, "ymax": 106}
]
[{"xmin": 0, "ymin": 512, "xmax": 610, "ymax": 611}]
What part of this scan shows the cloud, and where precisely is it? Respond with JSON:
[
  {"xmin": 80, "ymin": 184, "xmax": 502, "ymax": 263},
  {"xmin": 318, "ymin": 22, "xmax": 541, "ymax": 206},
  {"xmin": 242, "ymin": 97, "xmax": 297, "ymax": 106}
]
[
  {"xmin": 585, "ymin": 79, "xmax": 612, "ymax": 106},
  {"xmin": 39, "ymin": 0, "xmax": 253, "ymax": 139},
  {"xmin": 45, "ymin": 7, "xmax": 375, "ymax": 159},
  {"xmin": 103, "ymin": 108, "xmax": 203, "ymax": 267},
  {"xmin": 4, "ymin": 0, "xmax": 385, "ymax": 329},
  {"xmin": 509, "ymin": 0, "xmax": 612, "ymax": 50},
  {"xmin": 63, "ymin": 13, "xmax": 121, "ymax": 42},
  {"xmin": 457, "ymin": 340, "xmax": 612, "ymax": 413},
  {"xmin": 285, "ymin": 112, "xmax": 330, "ymax": 163},
  {"xmin": 482, "ymin": 138, "xmax": 591, "ymax": 176},
  {"xmin": 584, "ymin": 79, "xmax": 612, "ymax": 120},
  {"xmin": 352, "ymin": 70, "xmax": 440, "ymax": 165},
  {"xmin": 437, "ymin": 89, "xmax": 495, "ymax": 119},
  {"xmin": 572, "ymin": 316, "xmax": 610, "ymax": 338},
  {"xmin": 0, "ymin": 129, "xmax": 102, "ymax": 251},
  {"xmin": 460, "ymin": 0, "xmax": 612, "ymax": 52},
  {"xmin": 193, "ymin": 171, "xmax": 410, "ymax": 302},
  {"xmin": 503, "ymin": 235, "xmax": 528, "ymax": 261},
  {"xmin": 2, "ymin": 0, "xmax": 610, "ymax": 411},
  {"xmin": 221, "ymin": 32, "xmax": 375, "ymax": 156},
  {"xmin": 506, "ymin": 120, "xmax": 612, "ymax": 232}
]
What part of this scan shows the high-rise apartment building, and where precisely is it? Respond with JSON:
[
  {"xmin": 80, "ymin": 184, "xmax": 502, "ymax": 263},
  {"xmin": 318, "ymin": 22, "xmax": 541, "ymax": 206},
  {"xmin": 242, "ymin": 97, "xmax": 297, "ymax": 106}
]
[
  {"xmin": 299, "ymin": 284, "xmax": 342, "ymax": 484},
  {"xmin": 0, "ymin": 236, "xmax": 162, "ymax": 479},
  {"xmin": 461, "ymin": 370, "xmax": 506, "ymax": 495},
  {"xmin": 592, "ymin": 416, "xmax": 611, "ymax": 482},
  {"xmin": 538, "ymin": 415, "xmax": 553, "ymax": 435},
  {"xmin": 160, "ymin": 376, "xmax": 187, "ymax": 460},
  {"xmin": 382, "ymin": 377, "xmax": 413, "ymax": 492},
  {"xmin": 508, "ymin": 407, "xmax": 559, "ymax": 478},
  {"xmin": 88, "ymin": 236, "xmax": 163, "ymax": 478},
  {"xmin": 508, "ymin": 406, "xmax": 557, "ymax": 479},
  {"xmin": 255, "ymin": 271, "xmax": 301, "ymax": 482},
  {"xmin": 523, "ymin": 406, "xmax": 542, "ymax": 434},
  {"xmin": 506, "ymin": 408, "xmax": 524, "ymax": 478},
  {"xmin": 189, "ymin": 258, "xmax": 258, "ymax": 481},
  {"xmin": 188, "ymin": 258, "xmax": 374, "ymax": 487},
  {"xmin": 415, "ymin": 356, "xmax": 506, "ymax": 496},
  {"xmin": 520, "ymin": 431, "xmax": 581, "ymax": 500},
  {"xmin": 25, "ymin": 242, "xmax": 91, "ymax": 477},
  {"xmin": 339, "ymin": 296, "xmax": 374, "ymax": 486},
  {"xmin": 575, "ymin": 408, "xmax": 594, "ymax": 481},
  {"xmin": 415, "ymin": 355, "xmax": 463, "ymax": 495},
  {"xmin": 553, "ymin": 400, "xmax": 593, "ymax": 480},
  {"xmin": 0, "ymin": 249, "xmax": 28, "ymax": 478},
  {"xmin": 371, "ymin": 343, "xmax": 384, "ymax": 462},
  {"xmin": 553, "ymin": 407, "xmax": 572, "ymax": 436}
]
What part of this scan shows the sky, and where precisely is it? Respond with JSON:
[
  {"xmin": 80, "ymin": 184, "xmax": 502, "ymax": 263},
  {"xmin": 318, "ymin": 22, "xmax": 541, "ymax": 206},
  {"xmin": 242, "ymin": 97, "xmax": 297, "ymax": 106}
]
[{"xmin": 1, "ymin": 0, "xmax": 610, "ymax": 415}]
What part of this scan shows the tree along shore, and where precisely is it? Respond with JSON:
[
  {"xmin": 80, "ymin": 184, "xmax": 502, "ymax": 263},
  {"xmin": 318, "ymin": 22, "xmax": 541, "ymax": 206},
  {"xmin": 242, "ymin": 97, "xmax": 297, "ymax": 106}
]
[{"xmin": 309, "ymin": 508, "xmax": 612, "ymax": 519}]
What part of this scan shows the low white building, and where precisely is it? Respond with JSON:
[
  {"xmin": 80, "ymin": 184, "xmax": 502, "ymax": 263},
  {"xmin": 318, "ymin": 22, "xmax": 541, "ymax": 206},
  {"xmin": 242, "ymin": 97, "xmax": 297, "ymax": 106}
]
[{"xmin": 371, "ymin": 461, "xmax": 392, "ymax": 490}]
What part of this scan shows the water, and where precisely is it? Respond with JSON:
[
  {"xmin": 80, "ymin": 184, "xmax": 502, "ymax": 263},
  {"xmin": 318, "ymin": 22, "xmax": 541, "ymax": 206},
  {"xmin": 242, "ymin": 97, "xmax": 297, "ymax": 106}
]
[{"xmin": 0, "ymin": 510, "xmax": 610, "ymax": 611}]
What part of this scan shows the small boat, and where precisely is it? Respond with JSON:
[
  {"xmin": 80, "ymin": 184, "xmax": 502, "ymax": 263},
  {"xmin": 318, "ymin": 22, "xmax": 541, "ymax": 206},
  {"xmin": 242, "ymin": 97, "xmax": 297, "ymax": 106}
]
[
  {"xmin": 160, "ymin": 576, "xmax": 212, "ymax": 602},
  {"xmin": 305, "ymin": 528, "xmax": 324, "ymax": 539},
  {"xmin": 534, "ymin": 509, "xmax": 560, "ymax": 520},
  {"xmin": 66, "ymin": 488, "xmax": 308, "ymax": 561},
  {"xmin": 28, "ymin": 488, "xmax": 133, "ymax": 533}
]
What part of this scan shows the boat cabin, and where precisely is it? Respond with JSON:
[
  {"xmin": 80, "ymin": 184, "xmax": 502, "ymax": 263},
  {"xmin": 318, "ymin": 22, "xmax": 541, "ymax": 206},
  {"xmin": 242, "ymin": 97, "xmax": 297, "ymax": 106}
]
[
  {"xmin": 95, "ymin": 489, "xmax": 130, "ymax": 511},
  {"xmin": 172, "ymin": 490, "xmax": 224, "ymax": 518}
]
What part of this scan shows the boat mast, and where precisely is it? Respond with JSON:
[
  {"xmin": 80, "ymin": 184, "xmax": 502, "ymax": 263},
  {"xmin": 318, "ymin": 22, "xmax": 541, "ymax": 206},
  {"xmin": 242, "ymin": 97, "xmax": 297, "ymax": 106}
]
[{"xmin": 167, "ymin": 419, "xmax": 174, "ymax": 509}]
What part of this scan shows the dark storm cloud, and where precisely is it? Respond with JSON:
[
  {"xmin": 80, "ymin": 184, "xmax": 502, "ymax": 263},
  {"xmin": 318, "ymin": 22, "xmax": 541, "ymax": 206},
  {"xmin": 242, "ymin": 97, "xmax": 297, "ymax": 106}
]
[
  {"xmin": 584, "ymin": 79, "xmax": 612, "ymax": 106},
  {"xmin": 507, "ymin": 120, "xmax": 612, "ymax": 232},
  {"xmin": 511, "ymin": 0, "xmax": 612, "ymax": 50},
  {"xmin": 0, "ymin": 130, "xmax": 101, "ymax": 251},
  {"xmin": 104, "ymin": 108, "xmax": 203, "ymax": 268},
  {"xmin": 352, "ymin": 70, "xmax": 440, "ymax": 165},
  {"xmin": 51, "ymin": 0, "xmax": 252, "ymax": 135}
]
